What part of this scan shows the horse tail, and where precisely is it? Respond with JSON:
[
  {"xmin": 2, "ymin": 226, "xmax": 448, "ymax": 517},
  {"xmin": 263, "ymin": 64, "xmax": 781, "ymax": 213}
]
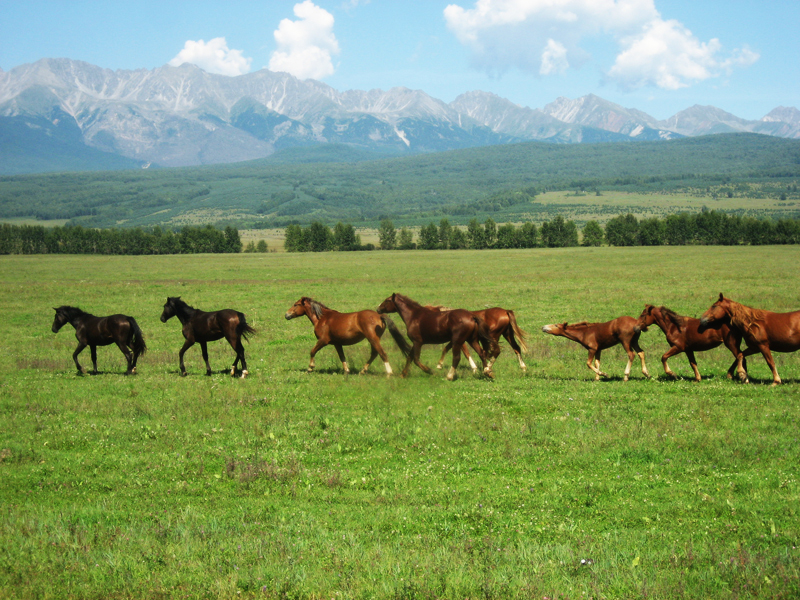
[
  {"xmin": 128, "ymin": 316, "xmax": 147, "ymax": 356},
  {"xmin": 506, "ymin": 310, "xmax": 528, "ymax": 354},
  {"xmin": 382, "ymin": 315, "xmax": 412, "ymax": 359},
  {"xmin": 475, "ymin": 316, "xmax": 500, "ymax": 359},
  {"xmin": 237, "ymin": 312, "xmax": 257, "ymax": 341}
]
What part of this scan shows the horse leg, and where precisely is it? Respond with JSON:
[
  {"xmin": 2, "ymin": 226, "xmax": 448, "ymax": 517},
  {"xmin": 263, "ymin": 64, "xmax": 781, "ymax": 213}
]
[
  {"xmin": 632, "ymin": 339, "xmax": 649, "ymax": 379},
  {"xmin": 307, "ymin": 340, "xmax": 327, "ymax": 373},
  {"xmin": 199, "ymin": 341, "xmax": 213, "ymax": 376},
  {"xmin": 73, "ymin": 342, "xmax": 87, "ymax": 374},
  {"xmin": 436, "ymin": 342, "xmax": 453, "ymax": 370},
  {"xmin": 736, "ymin": 347, "xmax": 758, "ymax": 383},
  {"xmin": 684, "ymin": 350, "xmax": 702, "ymax": 382},
  {"xmin": 333, "ymin": 344, "xmax": 349, "ymax": 374},
  {"xmin": 758, "ymin": 345, "xmax": 782, "ymax": 386},
  {"xmin": 661, "ymin": 346, "xmax": 681, "ymax": 379},
  {"xmin": 467, "ymin": 338, "xmax": 490, "ymax": 377},
  {"xmin": 462, "ymin": 345, "xmax": 479, "ymax": 374},
  {"xmin": 178, "ymin": 339, "xmax": 194, "ymax": 376},
  {"xmin": 90, "ymin": 345, "xmax": 99, "ymax": 375},
  {"xmin": 406, "ymin": 341, "xmax": 430, "ymax": 377},
  {"xmin": 503, "ymin": 330, "xmax": 527, "ymax": 372},
  {"xmin": 587, "ymin": 349, "xmax": 606, "ymax": 380},
  {"xmin": 235, "ymin": 340, "xmax": 248, "ymax": 378},
  {"xmin": 363, "ymin": 332, "xmax": 392, "ymax": 376},
  {"xmin": 447, "ymin": 342, "xmax": 464, "ymax": 381},
  {"xmin": 116, "ymin": 341, "xmax": 134, "ymax": 375}
]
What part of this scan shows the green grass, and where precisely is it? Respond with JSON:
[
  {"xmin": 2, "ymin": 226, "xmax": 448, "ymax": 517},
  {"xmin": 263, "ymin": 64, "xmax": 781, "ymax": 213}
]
[{"xmin": 1, "ymin": 247, "xmax": 799, "ymax": 599}]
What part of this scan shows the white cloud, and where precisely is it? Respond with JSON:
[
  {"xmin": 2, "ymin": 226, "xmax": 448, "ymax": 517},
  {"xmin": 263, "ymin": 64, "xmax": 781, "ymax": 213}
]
[
  {"xmin": 444, "ymin": 0, "xmax": 758, "ymax": 89},
  {"xmin": 540, "ymin": 39, "xmax": 569, "ymax": 75},
  {"xmin": 268, "ymin": 1, "xmax": 340, "ymax": 80},
  {"xmin": 169, "ymin": 37, "xmax": 251, "ymax": 76}
]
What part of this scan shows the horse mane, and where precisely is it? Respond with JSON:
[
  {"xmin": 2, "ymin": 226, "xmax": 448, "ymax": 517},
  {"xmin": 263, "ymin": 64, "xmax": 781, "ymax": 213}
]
[
  {"xmin": 302, "ymin": 297, "xmax": 330, "ymax": 318},
  {"xmin": 56, "ymin": 305, "xmax": 92, "ymax": 319},
  {"xmin": 168, "ymin": 296, "xmax": 196, "ymax": 317},
  {"xmin": 659, "ymin": 306, "xmax": 686, "ymax": 328},
  {"xmin": 425, "ymin": 304, "xmax": 453, "ymax": 312},
  {"xmin": 393, "ymin": 293, "xmax": 423, "ymax": 309},
  {"xmin": 726, "ymin": 298, "xmax": 767, "ymax": 332}
]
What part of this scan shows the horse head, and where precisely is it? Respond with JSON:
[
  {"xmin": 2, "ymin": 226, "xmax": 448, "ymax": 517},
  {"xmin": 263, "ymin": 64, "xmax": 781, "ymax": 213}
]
[
  {"xmin": 541, "ymin": 322, "xmax": 568, "ymax": 336},
  {"xmin": 285, "ymin": 297, "xmax": 314, "ymax": 320},
  {"xmin": 634, "ymin": 304, "xmax": 656, "ymax": 333},
  {"xmin": 699, "ymin": 293, "xmax": 730, "ymax": 329},
  {"xmin": 160, "ymin": 297, "xmax": 180, "ymax": 323},
  {"xmin": 376, "ymin": 294, "xmax": 398, "ymax": 315},
  {"xmin": 52, "ymin": 306, "xmax": 69, "ymax": 333}
]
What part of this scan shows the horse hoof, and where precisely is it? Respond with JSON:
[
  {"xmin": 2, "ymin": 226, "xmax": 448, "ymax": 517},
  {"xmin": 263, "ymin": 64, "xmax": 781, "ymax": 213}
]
[
  {"xmin": 180, "ymin": 372, "xmax": 187, "ymax": 377},
  {"xmin": 240, "ymin": 370, "xmax": 248, "ymax": 379},
  {"xmin": 231, "ymin": 368, "xmax": 236, "ymax": 377}
]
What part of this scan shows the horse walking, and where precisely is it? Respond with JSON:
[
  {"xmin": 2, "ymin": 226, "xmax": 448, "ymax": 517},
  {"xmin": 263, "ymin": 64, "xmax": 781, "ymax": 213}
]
[
  {"xmin": 435, "ymin": 307, "xmax": 528, "ymax": 373},
  {"xmin": 700, "ymin": 293, "xmax": 800, "ymax": 385},
  {"xmin": 51, "ymin": 306, "xmax": 146, "ymax": 375},
  {"xmin": 542, "ymin": 317, "xmax": 649, "ymax": 381},
  {"xmin": 376, "ymin": 293, "xmax": 499, "ymax": 380},
  {"xmin": 160, "ymin": 297, "xmax": 255, "ymax": 378},
  {"xmin": 284, "ymin": 297, "xmax": 411, "ymax": 376},
  {"xmin": 636, "ymin": 304, "xmax": 745, "ymax": 381}
]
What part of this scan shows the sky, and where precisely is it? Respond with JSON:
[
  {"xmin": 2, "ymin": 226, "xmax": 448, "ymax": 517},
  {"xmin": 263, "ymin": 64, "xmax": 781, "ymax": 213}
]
[{"xmin": 0, "ymin": 0, "xmax": 797, "ymax": 121}]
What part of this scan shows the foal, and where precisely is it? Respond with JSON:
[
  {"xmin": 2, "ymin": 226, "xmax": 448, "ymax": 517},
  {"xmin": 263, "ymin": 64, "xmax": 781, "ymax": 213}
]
[
  {"xmin": 542, "ymin": 316, "xmax": 649, "ymax": 381},
  {"xmin": 160, "ymin": 296, "xmax": 255, "ymax": 378},
  {"xmin": 52, "ymin": 306, "xmax": 146, "ymax": 375},
  {"xmin": 284, "ymin": 297, "xmax": 411, "ymax": 376}
]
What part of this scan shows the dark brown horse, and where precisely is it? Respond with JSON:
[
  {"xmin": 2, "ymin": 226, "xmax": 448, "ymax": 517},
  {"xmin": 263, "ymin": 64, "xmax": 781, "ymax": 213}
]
[
  {"xmin": 700, "ymin": 293, "xmax": 800, "ymax": 385},
  {"xmin": 376, "ymin": 293, "xmax": 499, "ymax": 380},
  {"xmin": 160, "ymin": 297, "xmax": 255, "ymax": 378},
  {"xmin": 435, "ymin": 307, "xmax": 528, "ymax": 373},
  {"xmin": 51, "ymin": 306, "xmax": 146, "ymax": 375},
  {"xmin": 542, "ymin": 317, "xmax": 649, "ymax": 381},
  {"xmin": 636, "ymin": 304, "xmax": 745, "ymax": 381},
  {"xmin": 284, "ymin": 297, "xmax": 411, "ymax": 376}
]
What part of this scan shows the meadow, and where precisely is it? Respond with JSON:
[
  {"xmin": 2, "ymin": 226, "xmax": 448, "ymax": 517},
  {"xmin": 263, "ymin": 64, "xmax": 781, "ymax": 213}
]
[{"xmin": 1, "ymin": 246, "xmax": 798, "ymax": 599}]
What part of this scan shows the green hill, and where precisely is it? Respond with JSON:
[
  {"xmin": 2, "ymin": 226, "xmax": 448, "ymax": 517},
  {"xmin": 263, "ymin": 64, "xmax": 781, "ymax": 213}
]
[{"xmin": 0, "ymin": 133, "xmax": 798, "ymax": 229}]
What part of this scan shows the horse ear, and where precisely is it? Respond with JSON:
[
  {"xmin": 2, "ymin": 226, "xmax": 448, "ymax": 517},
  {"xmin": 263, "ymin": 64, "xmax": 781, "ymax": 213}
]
[
  {"xmin": 53, "ymin": 307, "xmax": 58, "ymax": 312},
  {"xmin": 718, "ymin": 293, "xmax": 724, "ymax": 301}
]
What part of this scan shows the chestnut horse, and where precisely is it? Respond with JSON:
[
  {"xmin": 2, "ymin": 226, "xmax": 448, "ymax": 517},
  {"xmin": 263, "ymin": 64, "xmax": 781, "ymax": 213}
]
[
  {"xmin": 636, "ymin": 304, "xmax": 745, "ymax": 381},
  {"xmin": 542, "ymin": 316, "xmax": 649, "ymax": 381},
  {"xmin": 435, "ymin": 307, "xmax": 528, "ymax": 373},
  {"xmin": 52, "ymin": 306, "xmax": 146, "ymax": 375},
  {"xmin": 160, "ymin": 297, "xmax": 255, "ymax": 378},
  {"xmin": 376, "ymin": 293, "xmax": 499, "ymax": 380},
  {"xmin": 284, "ymin": 297, "xmax": 411, "ymax": 376},
  {"xmin": 700, "ymin": 293, "xmax": 800, "ymax": 385}
]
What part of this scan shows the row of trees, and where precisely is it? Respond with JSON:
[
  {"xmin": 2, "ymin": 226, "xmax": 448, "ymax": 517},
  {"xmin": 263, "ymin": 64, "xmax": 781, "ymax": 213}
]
[
  {"xmin": 0, "ymin": 224, "xmax": 242, "ymax": 255},
  {"xmin": 285, "ymin": 211, "xmax": 800, "ymax": 252}
]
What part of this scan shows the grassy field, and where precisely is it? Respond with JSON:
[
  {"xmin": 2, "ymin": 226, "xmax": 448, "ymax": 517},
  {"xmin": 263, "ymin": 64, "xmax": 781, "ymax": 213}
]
[{"xmin": 1, "ymin": 246, "xmax": 799, "ymax": 599}]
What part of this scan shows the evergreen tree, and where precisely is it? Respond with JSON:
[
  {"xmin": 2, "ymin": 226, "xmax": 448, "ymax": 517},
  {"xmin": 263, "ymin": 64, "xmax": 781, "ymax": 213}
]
[
  {"xmin": 284, "ymin": 224, "xmax": 304, "ymax": 252},
  {"xmin": 581, "ymin": 220, "xmax": 604, "ymax": 246}
]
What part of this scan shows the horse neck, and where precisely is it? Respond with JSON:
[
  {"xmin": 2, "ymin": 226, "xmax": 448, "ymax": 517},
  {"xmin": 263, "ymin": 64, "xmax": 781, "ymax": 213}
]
[
  {"xmin": 560, "ymin": 324, "xmax": 591, "ymax": 344},
  {"xmin": 393, "ymin": 295, "xmax": 422, "ymax": 322},
  {"xmin": 174, "ymin": 302, "xmax": 197, "ymax": 325},
  {"xmin": 65, "ymin": 307, "xmax": 91, "ymax": 328},
  {"xmin": 652, "ymin": 308, "xmax": 679, "ymax": 334},
  {"xmin": 727, "ymin": 301, "xmax": 762, "ymax": 331}
]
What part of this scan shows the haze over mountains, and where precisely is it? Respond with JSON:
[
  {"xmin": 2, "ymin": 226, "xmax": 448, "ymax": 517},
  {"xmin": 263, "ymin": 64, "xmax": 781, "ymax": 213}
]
[{"xmin": 1, "ymin": 58, "xmax": 799, "ymax": 174}]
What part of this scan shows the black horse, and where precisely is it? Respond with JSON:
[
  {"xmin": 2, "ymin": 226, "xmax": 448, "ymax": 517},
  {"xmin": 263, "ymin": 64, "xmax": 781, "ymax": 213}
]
[
  {"xmin": 160, "ymin": 296, "xmax": 255, "ymax": 377},
  {"xmin": 51, "ymin": 306, "xmax": 147, "ymax": 375}
]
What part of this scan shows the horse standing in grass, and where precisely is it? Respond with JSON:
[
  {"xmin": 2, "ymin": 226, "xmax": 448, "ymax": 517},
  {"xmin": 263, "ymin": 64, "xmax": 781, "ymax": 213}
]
[
  {"xmin": 435, "ymin": 307, "xmax": 528, "ymax": 373},
  {"xmin": 700, "ymin": 293, "xmax": 800, "ymax": 385},
  {"xmin": 376, "ymin": 293, "xmax": 499, "ymax": 380},
  {"xmin": 284, "ymin": 297, "xmax": 412, "ymax": 376},
  {"xmin": 160, "ymin": 297, "xmax": 255, "ymax": 378},
  {"xmin": 635, "ymin": 304, "xmax": 745, "ymax": 381},
  {"xmin": 541, "ymin": 317, "xmax": 649, "ymax": 381},
  {"xmin": 51, "ymin": 306, "xmax": 146, "ymax": 375}
]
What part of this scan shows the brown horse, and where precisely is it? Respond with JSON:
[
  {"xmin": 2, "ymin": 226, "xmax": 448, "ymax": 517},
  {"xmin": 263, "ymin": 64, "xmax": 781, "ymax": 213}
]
[
  {"xmin": 636, "ymin": 304, "xmax": 745, "ymax": 381},
  {"xmin": 52, "ymin": 306, "xmax": 146, "ymax": 375},
  {"xmin": 376, "ymin": 293, "xmax": 499, "ymax": 380},
  {"xmin": 700, "ymin": 293, "xmax": 800, "ymax": 385},
  {"xmin": 284, "ymin": 297, "xmax": 412, "ymax": 376},
  {"xmin": 160, "ymin": 296, "xmax": 255, "ymax": 378},
  {"xmin": 541, "ymin": 317, "xmax": 649, "ymax": 381},
  {"xmin": 435, "ymin": 307, "xmax": 528, "ymax": 373}
]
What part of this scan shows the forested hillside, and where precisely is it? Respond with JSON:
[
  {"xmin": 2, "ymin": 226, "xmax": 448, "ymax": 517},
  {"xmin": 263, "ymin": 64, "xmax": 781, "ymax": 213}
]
[{"xmin": 0, "ymin": 133, "xmax": 798, "ymax": 230}]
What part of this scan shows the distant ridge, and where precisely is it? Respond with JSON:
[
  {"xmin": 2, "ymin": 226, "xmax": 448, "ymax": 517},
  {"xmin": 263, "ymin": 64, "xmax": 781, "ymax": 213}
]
[{"xmin": 1, "ymin": 58, "xmax": 798, "ymax": 174}]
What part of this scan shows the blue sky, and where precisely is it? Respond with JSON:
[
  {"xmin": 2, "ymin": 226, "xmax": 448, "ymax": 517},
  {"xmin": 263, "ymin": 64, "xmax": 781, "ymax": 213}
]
[{"xmin": 1, "ymin": 0, "xmax": 797, "ymax": 120}]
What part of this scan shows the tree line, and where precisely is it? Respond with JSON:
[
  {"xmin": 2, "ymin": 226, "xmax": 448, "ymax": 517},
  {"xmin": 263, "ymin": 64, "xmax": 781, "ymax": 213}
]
[
  {"xmin": 285, "ymin": 211, "xmax": 800, "ymax": 252},
  {"xmin": 0, "ymin": 223, "xmax": 242, "ymax": 255}
]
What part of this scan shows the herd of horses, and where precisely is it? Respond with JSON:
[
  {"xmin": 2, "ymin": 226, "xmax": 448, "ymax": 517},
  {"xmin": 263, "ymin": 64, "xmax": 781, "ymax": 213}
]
[{"xmin": 51, "ymin": 293, "xmax": 800, "ymax": 385}]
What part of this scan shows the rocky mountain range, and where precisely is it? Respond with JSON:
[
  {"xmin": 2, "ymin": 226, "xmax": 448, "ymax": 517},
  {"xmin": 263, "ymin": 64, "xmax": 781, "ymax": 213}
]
[{"xmin": 1, "ymin": 58, "xmax": 799, "ymax": 174}]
